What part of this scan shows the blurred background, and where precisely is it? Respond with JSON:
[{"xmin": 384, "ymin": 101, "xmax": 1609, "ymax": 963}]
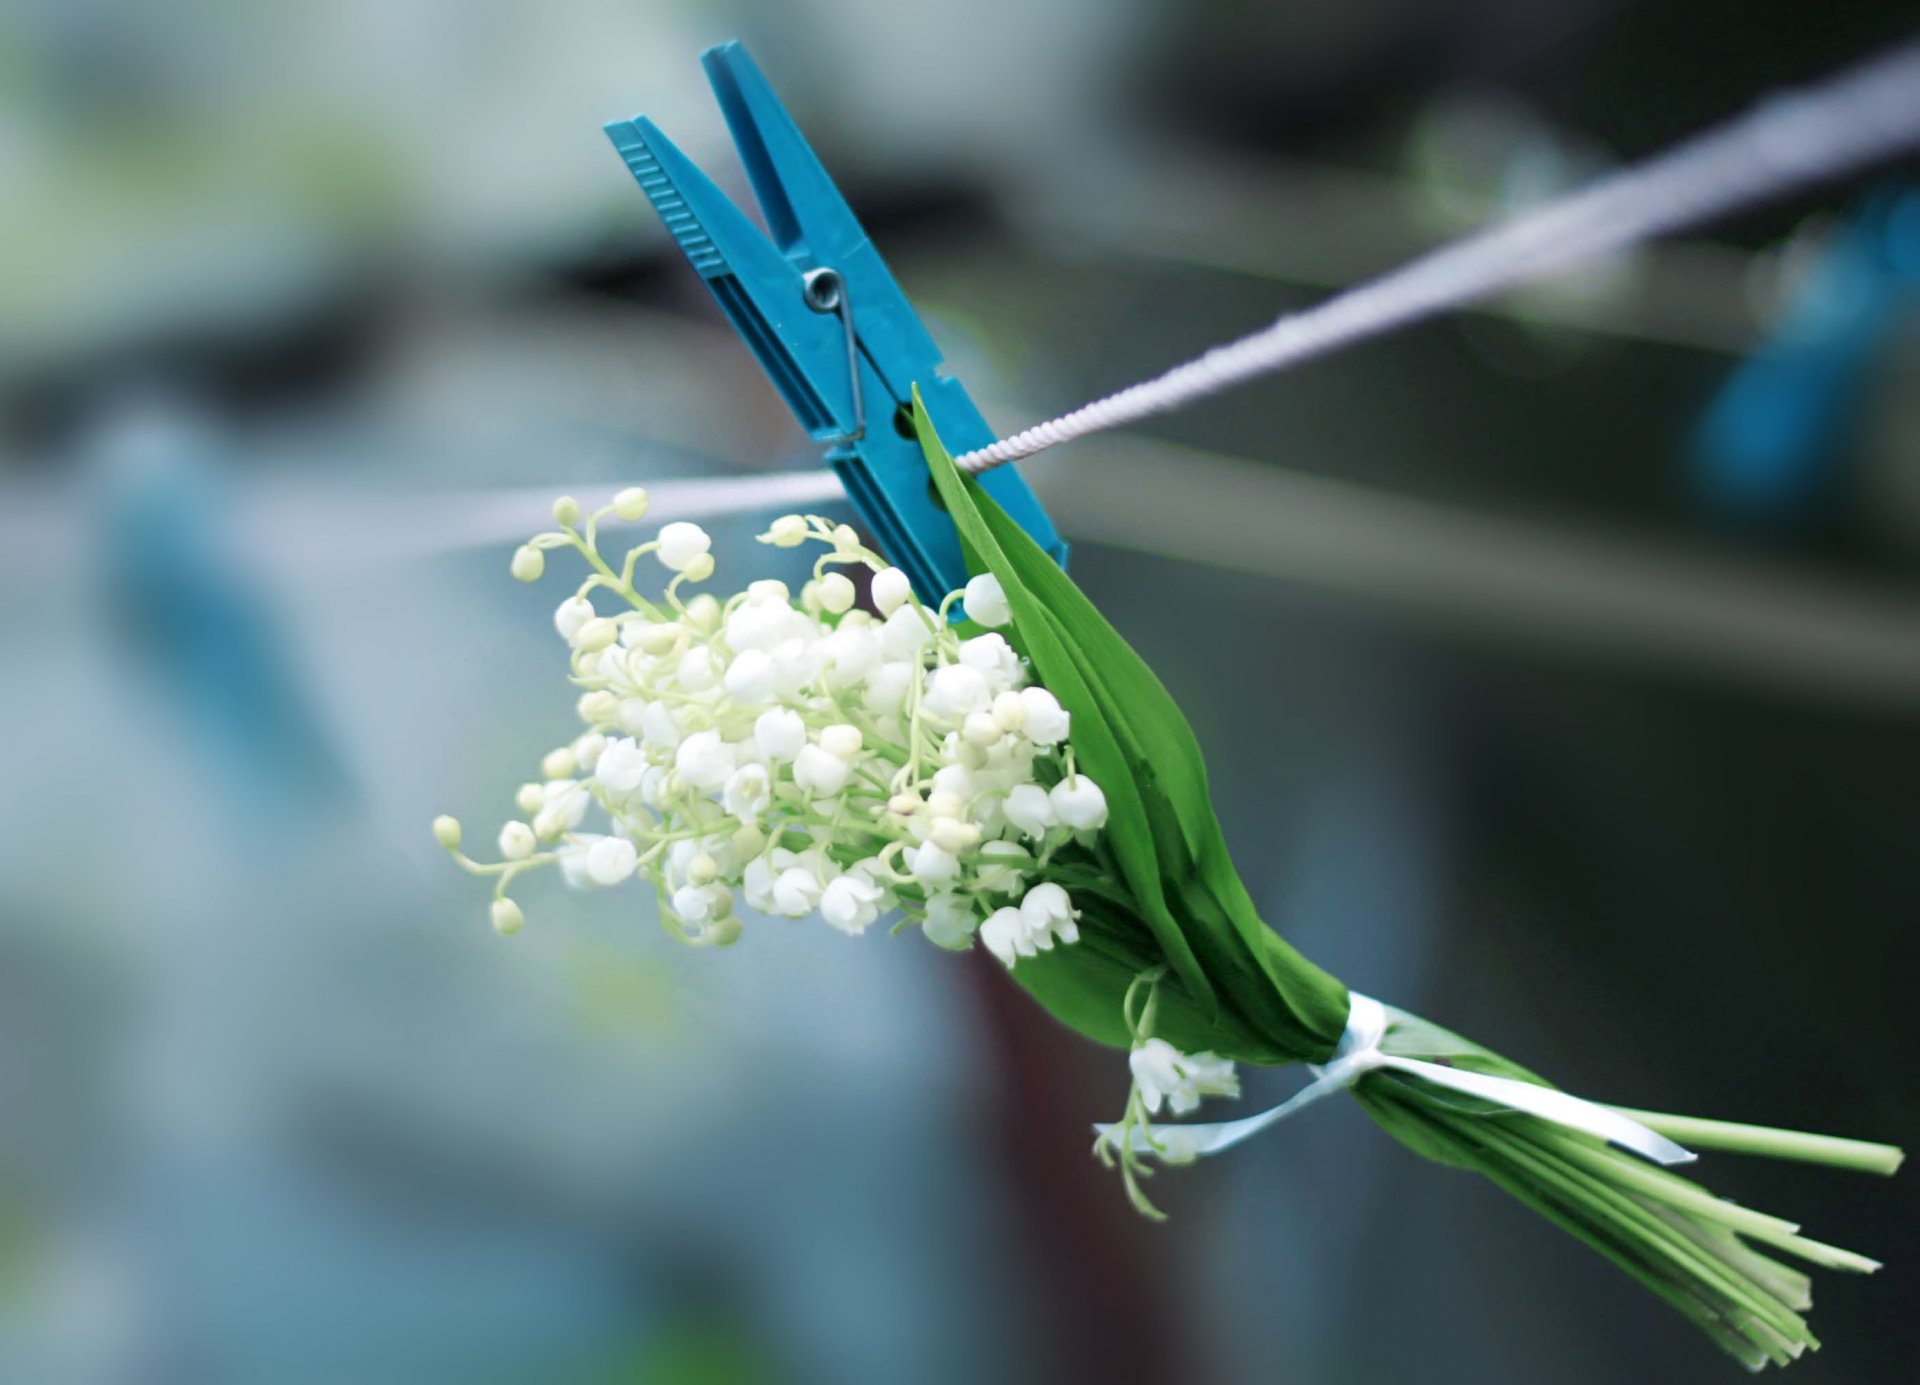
[{"xmin": 2, "ymin": 1, "xmax": 1917, "ymax": 1381}]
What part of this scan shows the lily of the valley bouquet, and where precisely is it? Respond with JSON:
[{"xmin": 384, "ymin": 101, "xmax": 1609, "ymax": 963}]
[{"xmin": 437, "ymin": 397, "xmax": 1901, "ymax": 1369}]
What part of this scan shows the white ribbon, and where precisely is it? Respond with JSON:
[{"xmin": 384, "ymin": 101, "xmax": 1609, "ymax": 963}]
[{"xmin": 1097, "ymin": 993, "xmax": 1695, "ymax": 1166}]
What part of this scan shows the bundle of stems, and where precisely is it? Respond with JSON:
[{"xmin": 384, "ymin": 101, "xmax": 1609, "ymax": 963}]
[{"xmin": 916, "ymin": 392, "xmax": 1901, "ymax": 1368}]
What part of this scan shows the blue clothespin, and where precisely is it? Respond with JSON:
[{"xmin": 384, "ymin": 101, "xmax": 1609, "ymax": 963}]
[
  {"xmin": 1693, "ymin": 184, "xmax": 1920, "ymax": 520},
  {"xmin": 604, "ymin": 42, "xmax": 1067, "ymax": 603}
]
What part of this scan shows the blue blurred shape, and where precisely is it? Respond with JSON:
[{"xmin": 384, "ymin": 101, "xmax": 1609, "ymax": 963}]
[
  {"xmin": 1694, "ymin": 184, "xmax": 1920, "ymax": 519},
  {"xmin": 96, "ymin": 399, "xmax": 351, "ymax": 822}
]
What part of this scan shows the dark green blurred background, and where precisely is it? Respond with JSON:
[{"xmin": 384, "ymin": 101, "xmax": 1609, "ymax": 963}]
[{"xmin": 1, "ymin": 1, "xmax": 1916, "ymax": 1382}]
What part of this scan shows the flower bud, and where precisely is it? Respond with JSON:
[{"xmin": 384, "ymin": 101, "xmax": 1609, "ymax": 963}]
[
  {"xmin": 432, "ymin": 815, "xmax": 463, "ymax": 850},
  {"xmin": 612, "ymin": 486, "xmax": 650, "ymax": 522},
  {"xmin": 657, "ymin": 521, "xmax": 712, "ymax": 572},
  {"xmin": 683, "ymin": 553, "xmax": 716, "ymax": 582},
  {"xmin": 491, "ymin": 898, "xmax": 525, "ymax": 936},
  {"xmin": 764, "ymin": 514, "xmax": 809, "ymax": 547},
  {"xmin": 871, "ymin": 566, "xmax": 911, "ymax": 615},
  {"xmin": 552, "ymin": 495, "xmax": 581, "ymax": 527},
  {"xmin": 532, "ymin": 808, "xmax": 565, "ymax": 840},
  {"xmin": 704, "ymin": 915, "xmax": 745, "ymax": 947},
  {"xmin": 926, "ymin": 789, "xmax": 966, "ymax": 820},
  {"xmin": 818, "ymin": 572, "xmax": 856, "ymax": 614},
  {"xmin": 991, "ymin": 690, "xmax": 1027, "ymax": 731},
  {"xmin": 510, "ymin": 545, "xmax": 545, "ymax": 582},
  {"xmin": 962, "ymin": 712, "xmax": 1002, "ymax": 747},
  {"xmin": 887, "ymin": 792, "xmax": 923, "ymax": 817},
  {"xmin": 498, "ymin": 820, "xmax": 536, "ymax": 860},
  {"xmin": 929, "ymin": 817, "xmax": 981, "ymax": 853},
  {"xmin": 576, "ymin": 618, "xmax": 618, "ymax": 653},
  {"xmin": 831, "ymin": 523, "xmax": 860, "ymax": 551},
  {"xmin": 514, "ymin": 782, "xmax": 544, "ymax": 814},
  {"xmin": 542, "ymin": 747, "xmax": 577, "ymax": 780},
  {"xmin": 636, "ymin": 621, "xmax": 681, "ymax": 655},
  {"xmin": 577, "ymin": 690, "xmax": 619, "ymax": 725},
  {"xmin": 819, "ymin": 724, "xmax": 863, "ymax": 760},
  {"xmin": 573, "ymin": 732, "xmax": 606, "ymax": 772},
  {"xmin": 685, "ymin": 594, "xmax": 722, "ymax": 631},
  {"xmin": 688, "ymin": 853, "xmax": 719, "ymax": 886}
]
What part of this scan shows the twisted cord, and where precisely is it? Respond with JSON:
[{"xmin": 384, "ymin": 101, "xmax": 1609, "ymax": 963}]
[{"xmin": 955, "ymin": 40, "xmax": 1920, "ymax": 473}]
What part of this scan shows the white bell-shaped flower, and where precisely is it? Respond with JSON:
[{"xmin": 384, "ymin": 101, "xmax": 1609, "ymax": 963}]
[
  {"xmin": 637, "ymin": 701, "xmax": 681, "ymax": 751},
  {"xmin": 769, "ymin": 865, "xmax": 824, "ymax": 917},
  {"xmin": 921, "ymin": 892, "xmax": 978, "ymax": 950},
  {"xmin": 656, "ymin": 521, "xmax": 712, "ymax": 571},
  {"xmin": 553, "ymin": 596, "xmax": 595, "ymax": 643},
  {"xmin": 962, "ymin": 573, "xmax": 1012, "ymax": 627},
  {"xmin": 557, "ymin": 835, "xmax": 603, "ymax": 889},
  {"xmin": 871, "ymin": 566, "xmax": 911, "ymax": 615},
  {"xmin": 1129, "ymin": 1038, "xmax": 1240, "ymax": 1117},
  {"xmin": 616, "ymin": 697, "xmax": 649, "ymax": 735},
  {"xmin": 586, "ymin": 835, "xmax": 638, "ymax": 886},
  {"xmin": 973, "ymin": 839, "xmax": 1031, "ymax": 895},
  {"xmin": 1049, "ymin": 775, "xmax": 1109, "ymax": 831},
  {"xmin": 1019, "ymin": 882, "xmax": 1080, "ymax": 949},
  {"xmin": 1003, "ymin": 783, "xmax": 1056, "ymax": 839},
  {"xmin": 674, "ymin": 730, "xmax": 736, "ymax": 791},
  {"xmin": 721, "ymin": 764, "xmax": 771, "ymax": 822},
  {"xmin": 675, "ymin": 646, "xmax": 721, "ymax": 692},
  {"xmin": 743, "ymin": 850, "xmax": 789, "ymax": 913},
  {"xmin": 820, "ymin": 869, "xmax": 888, "ymax": 935},
  {"xmin": 924, "ymin": 664, "xmax": 991, "ymax": 720},
  {"xmin": 724, "ymin": 648, "xmax": 778, "ymax": 703},
  {"xmin": 819, "ymin": 623, "xmax": 880, "ymax": 688},
  {"xmin": 542, "ymin": 780, "xmax": 590, "ymax": 831},
  {"xmin": 639, "ymin": 764, "xmax": 671, "ymax": 808},
  {"xmin": 957, "ymin": 633, "xmax": 1021, "ymax": 692},
  {"xmin": 1019, "ymin": 687, "xmax": 1071, "ymax": 746},
  {"xmin": 596, "ymin": 737, "xmax": 648, "ymax": 798},
  {"xmin": 672, "ymin": 881, "xmax": 732, "ymax": 924},
  {"xmin": 862, "ymin": 661, "xmax": 915, "ymax": 713},
  {"xmin": 878, "ymin": 604, "xmax": 936, "ymax": 659},
  {"xmin": 793, "ymin": 743, "xmax": 851, "ymax": 796},
  {"xmin": 905, "ymin": 841, "xmax": 961, "ymax": 888},
  {"xmin": 980, "ymin": 906, "xmax": 1037, "ymax": 967},
  {"xmin": 754, "ymin": 707, "xmax": 807, "ymax": 762}
]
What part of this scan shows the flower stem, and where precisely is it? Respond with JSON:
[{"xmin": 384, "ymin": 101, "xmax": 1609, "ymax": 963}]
[{"xmin": 1614, "ymin": 1109, "xmax": 1905, "ymax": 1175}]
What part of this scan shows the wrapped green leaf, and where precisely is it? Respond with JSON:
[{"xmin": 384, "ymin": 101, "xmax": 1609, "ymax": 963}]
[{"xmin": 914, "ymin": 389, "xmax": 1901, "ymax": 1370}]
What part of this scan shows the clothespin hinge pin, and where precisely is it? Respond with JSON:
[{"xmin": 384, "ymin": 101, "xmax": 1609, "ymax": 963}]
[{"xmin": 803, "ymin": 267, "xmax": 865, "ymax": 445}]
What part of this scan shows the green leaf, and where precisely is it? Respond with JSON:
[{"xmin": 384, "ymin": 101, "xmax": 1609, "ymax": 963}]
[
  {"xmin": 915, "ymin": 393, "xmax": 1218, "ymax": 1018},
  {"xmin": 915, "ymin": 392, "xmax": 1347, "ymax": 1060}
]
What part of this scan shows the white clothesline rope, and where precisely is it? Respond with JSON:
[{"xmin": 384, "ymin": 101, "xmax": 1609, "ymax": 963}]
[{"xmin": 955, "ymin": 39, "xmax": 1920, "ymax": 474}]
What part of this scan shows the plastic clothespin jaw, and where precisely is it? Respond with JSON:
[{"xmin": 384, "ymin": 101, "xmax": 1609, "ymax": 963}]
[{"xmin": 604, "ymin": 41, "xmax": 1067, "ymax": 605}]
